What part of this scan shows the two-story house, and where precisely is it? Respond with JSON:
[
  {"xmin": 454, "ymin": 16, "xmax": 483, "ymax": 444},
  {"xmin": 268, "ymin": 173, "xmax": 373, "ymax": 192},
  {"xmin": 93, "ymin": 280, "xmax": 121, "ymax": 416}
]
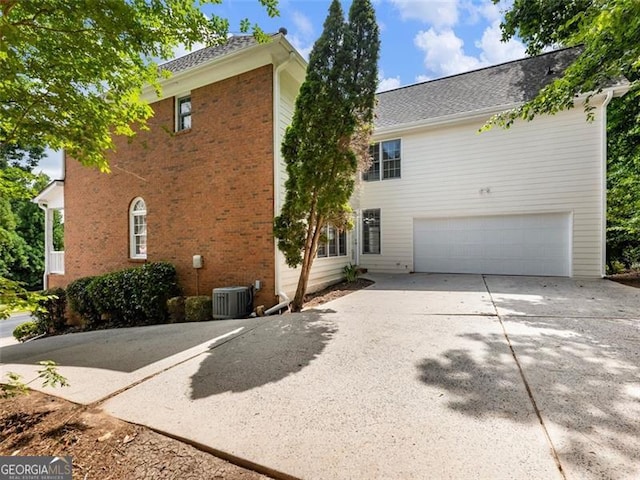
[{"xmin": 34, "ymin": 34, "xmax": 627, "ymax": 309}]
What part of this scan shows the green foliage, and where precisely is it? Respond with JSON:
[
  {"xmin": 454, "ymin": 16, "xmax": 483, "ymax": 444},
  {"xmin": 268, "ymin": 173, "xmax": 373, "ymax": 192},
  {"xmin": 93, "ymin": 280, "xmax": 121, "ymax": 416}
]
[
  {"xmin": 0, "ymin": 276, "xmax": 45, "ymax": 319},
  {"xmin": 13, "ymin": 320, "xmax": 42, "ymax": 342},
  {"xmin": 1, "ymin": 361, "xmax": 68, "ymax": 399},
  {"xmin": 606, "ymin": 85, "xmax": 640, "ymax": 269},
  {"xmin": 67, "ymin": 262, "xmax": 180, "ymax": 328},
  {"xmin": 0, "ymin": 0, "xmax": 279, "ymax": 171},
  {"xmin": 66, "ymin": 276, "xmax": 100, "ymax": 326},
  {"xmin": 490, "ymin": 0, "xmax": 639, "ymax": 126},
  {"xmin": 37, "ymin": 360, "xmax": 69, "ymax": 389},
  {"xmin": 32, "ymin": 287, "xmax": 67, "ymax": 334},
  {"xmin": 343, "ymin": 264, "xmax": 360, "ymax": 283},
  {"xmin": 0, "ymin": 166, "xmax": 49, "ymax": 290},
  {"xmin": 166, "ymin": 296, "xmax": 186, "ymax": 323},
  {"xmin": 273, "ymin": 0, "xmax": 379, "ymax": 310},
  {"xmin": 0, "ymin": 146, "xmax": 50, "ymax": 291},
  {"xmin": 1, "ymin": 372, "xmax": 28, "ymax": 398},
  {"xmin": 185, "ymin": 296, "xmax": 213, "ymax": 322}
]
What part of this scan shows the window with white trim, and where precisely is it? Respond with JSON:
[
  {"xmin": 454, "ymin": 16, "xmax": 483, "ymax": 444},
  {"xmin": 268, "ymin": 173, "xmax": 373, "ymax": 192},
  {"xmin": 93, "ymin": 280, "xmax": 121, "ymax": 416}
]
[
  {"xmin": 362, "ymin": 209, "xmax": 380, "ymax": 254},
  {"xmin": 363, "ymin": 139, "xmax": 401, "ymax": 181},
  {"xmin": 176, "ymin": 95, "xmax": 191, "ymax": 131},
  {"xmin": 130, "ymin": 198, "xmax": 147, "ymax": 259},
  {"xmin": 317, "ymin": 225, "xmax": 347, "ymax": 258}
]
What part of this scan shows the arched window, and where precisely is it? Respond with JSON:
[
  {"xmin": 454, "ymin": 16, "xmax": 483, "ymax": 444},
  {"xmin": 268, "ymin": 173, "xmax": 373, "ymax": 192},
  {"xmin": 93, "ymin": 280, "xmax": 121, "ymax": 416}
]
[{"xmin": 130, "ymin": 198, "xmax": 147, "ymax": 259}]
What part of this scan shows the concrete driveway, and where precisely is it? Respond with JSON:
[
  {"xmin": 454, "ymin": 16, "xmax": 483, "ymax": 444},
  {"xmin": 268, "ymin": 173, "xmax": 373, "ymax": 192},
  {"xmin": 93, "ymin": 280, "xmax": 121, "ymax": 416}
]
[{"xmin": 1, "ymin": 274, "xmax": 638, "ymax": 479}]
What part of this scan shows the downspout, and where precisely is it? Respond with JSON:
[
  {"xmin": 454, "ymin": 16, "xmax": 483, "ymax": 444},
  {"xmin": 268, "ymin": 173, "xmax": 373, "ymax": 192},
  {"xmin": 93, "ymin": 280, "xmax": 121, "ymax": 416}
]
[
  {"xmin": 38, "ymin": 203, "xmax": 50, "ymax": 289},
  {"xmin": 273, "ymin": 50, "xmax": 295, "ymax": 305},
  {"xmin": 601, "ymin": 90, "xmax": 614, "ymax": 277},
  {"xmin": 355, "ymin": 209, "xmax": 361, "ymax": 266}
]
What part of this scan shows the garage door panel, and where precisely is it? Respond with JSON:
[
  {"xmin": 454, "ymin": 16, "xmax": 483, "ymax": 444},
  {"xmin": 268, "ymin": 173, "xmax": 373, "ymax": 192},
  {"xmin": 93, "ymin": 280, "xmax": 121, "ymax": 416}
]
[{"xmin": 413, "ymin": 213, "xmax": 571, "ymax": 276}]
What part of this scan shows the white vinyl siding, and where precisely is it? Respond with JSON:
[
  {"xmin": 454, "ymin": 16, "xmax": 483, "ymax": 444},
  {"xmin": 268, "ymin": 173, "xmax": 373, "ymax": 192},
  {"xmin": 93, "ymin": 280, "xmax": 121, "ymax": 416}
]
[
  {"xmin": 276, "ymin": 72, "xmax": 351, "ymax": 297},
  {"xmin": 357, "ymin": 106, "xmax": 605, "ymax": 277}
]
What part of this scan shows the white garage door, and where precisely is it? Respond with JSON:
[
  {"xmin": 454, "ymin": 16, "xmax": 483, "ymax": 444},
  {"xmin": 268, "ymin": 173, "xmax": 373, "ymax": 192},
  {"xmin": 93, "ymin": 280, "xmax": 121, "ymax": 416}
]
[{"xmin": 413, "ymin": 213, "xmax": 571, "ymax": 276}]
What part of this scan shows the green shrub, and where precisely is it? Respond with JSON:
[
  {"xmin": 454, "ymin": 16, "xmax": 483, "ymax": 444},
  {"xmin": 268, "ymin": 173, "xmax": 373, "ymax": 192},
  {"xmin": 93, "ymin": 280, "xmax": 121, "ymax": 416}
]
[
  {"xmin": 32, "ymin": 288, "xmax": 67, "ymax": 334},
  {"xmin": 87, "ymin": 271, "xmax": 126, "ymax": 322},
  {"xmin": 185, "ymin": 296, "xmax": 212, "ymax": 322},
  {"xmin": 13, "ymin": 321, "xmax": 43, "ymax": 342},
  {"xmin": 66, "ymin": 263, "xmax": 180, "ymax": 328},
  {"xmin": 343, "ymin": 263, "xmax": 360, "ymax": 283},
  {"xmin": 167, "ymin": 296, "xmax": 186, "ymax": 323},
  {"xmin": 66, "ymin": 276, "xmax": 100, "ymax": 326}
]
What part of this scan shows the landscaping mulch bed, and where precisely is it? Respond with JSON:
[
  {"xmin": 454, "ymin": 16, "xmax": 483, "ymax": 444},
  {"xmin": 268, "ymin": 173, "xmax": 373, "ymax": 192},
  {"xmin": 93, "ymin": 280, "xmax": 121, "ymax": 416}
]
[
  {"xmin": 302, "ymin": 277, "xmax": 375, "ymax": 308},
  {"xmin": 607, "ymin": 270, "xmax": 640, "ymax": 289},
  {"xmin": 0, "ymin": 391, "xmax": 271, "ymax": 480}
]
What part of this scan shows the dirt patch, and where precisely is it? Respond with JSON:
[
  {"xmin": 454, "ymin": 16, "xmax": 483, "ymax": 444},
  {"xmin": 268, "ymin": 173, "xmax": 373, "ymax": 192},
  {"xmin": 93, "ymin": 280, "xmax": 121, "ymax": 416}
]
[
  {"xmin": 0, "ymin": 391, "xmax": 271, "ymax": 479},
  {"xmin": 607, "ymin": 270, "xmax": 640, "ymax": 289},
  {"xmin": 302, "ymin": 278, "xmax": 374, "ymax": 309}
]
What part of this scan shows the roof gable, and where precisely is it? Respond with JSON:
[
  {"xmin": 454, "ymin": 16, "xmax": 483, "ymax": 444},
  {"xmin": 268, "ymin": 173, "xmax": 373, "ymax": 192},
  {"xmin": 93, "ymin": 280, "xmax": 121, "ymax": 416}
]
[{"xmin": 160, "ymin": 35, "xmax": 259, "ymax": 74}]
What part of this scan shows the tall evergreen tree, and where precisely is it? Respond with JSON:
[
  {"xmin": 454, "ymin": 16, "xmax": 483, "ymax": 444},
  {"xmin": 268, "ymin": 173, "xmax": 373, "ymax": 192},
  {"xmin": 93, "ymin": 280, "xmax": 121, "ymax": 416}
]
[{"xmin": 274, "ymin": 0, "xmax": 379, "ymax": 311}]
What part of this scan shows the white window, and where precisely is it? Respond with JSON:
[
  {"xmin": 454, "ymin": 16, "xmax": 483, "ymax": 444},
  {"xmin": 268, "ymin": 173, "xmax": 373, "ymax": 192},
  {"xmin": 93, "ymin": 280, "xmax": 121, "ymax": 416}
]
[
  {"xmin": 363, "ymin": 139, "xmax": 401, "ymax": 181},
  {"xmin": 176, "ymin": 95, "xmax": 191, "ymax": 131},
  {"xmin": 362, "ymin": 209, "xmax": 380, "ymax": 254},
  {"xmin": 130, "ymin": 197, "xmax": 147, "ymax": 259},
  {"xmin": 317, "ymin": 225, "xmax": 347, "ymax": 258}
]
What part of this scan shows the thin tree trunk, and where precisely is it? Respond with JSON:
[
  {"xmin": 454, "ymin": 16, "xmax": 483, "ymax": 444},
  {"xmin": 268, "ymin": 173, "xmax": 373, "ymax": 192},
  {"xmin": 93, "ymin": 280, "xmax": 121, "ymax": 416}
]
[{"xmin": 292, "ymin": 209, "xmax": 324, "ymax": 312}]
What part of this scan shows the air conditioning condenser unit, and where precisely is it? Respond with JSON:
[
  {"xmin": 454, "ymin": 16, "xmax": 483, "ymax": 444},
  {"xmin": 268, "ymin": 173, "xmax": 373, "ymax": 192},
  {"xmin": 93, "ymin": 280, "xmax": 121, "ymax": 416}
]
[{"xmin": 212, "ymin": 286, "xmax": 252, "ymax": 319}]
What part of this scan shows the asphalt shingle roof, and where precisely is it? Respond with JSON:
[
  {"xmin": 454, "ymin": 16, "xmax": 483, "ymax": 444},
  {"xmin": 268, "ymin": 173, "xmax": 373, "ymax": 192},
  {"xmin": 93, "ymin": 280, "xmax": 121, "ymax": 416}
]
[
  {"xmin": 160, "ymin": 35, "xmax": 259, "ymax": 74},
  {"xmin": 375, "ymin": 47, "xmax": 582, "ymax": 129}
]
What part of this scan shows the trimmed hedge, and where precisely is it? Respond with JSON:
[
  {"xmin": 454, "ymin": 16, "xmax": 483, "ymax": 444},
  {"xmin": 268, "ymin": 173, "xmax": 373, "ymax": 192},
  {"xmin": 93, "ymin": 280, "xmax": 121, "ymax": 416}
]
[
  {"xmin": 167, "ymin": 296, "xmax": 186, "ymax": 324},
  {"xmin": 66, "ymin": 262, "xmax": 181, "ymax": 328},
  {"xmin": 32, "ymin": 288, "xmax": 67, "ymax": 334},
  {"xmin": 185, "ymin": 296, "xmax": 212, "ymax": 322},
  {"xmin": 66, "ymin": 276, "xmax": 100, "ymax": 326}
]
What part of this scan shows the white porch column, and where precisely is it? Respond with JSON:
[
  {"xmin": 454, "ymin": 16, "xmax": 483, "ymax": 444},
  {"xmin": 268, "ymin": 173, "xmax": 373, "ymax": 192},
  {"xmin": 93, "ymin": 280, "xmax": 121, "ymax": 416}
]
[{"xmin": 38, "ymin": 204, "xmax": 52, "ymax": 289}]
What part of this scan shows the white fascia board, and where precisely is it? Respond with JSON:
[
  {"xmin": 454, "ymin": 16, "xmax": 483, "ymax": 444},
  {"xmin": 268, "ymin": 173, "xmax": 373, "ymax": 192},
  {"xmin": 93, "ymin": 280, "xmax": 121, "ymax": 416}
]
[
  {"xmin": 33, "ymin": 180, "xmax": 64, "ymax": 208},
  {"xmin": 142, "ymin": 36, "xmax": 304, "ymax": 103},
  {"xmin": 373, "ymin": 86, "xmax": 628, "ymax": 140}
]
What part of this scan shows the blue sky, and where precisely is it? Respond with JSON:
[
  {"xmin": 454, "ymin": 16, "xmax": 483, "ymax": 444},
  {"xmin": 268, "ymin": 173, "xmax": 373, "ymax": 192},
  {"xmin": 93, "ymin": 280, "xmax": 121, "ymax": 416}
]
[{"xmin": 39, "ymin": 0, "xmax": 525, "ymax": 179}]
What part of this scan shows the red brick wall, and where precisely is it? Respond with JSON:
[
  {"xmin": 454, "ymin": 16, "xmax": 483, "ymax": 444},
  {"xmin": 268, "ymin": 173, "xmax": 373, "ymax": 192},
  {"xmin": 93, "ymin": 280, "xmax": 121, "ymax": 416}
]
[{"xmin": 62, "ymin": 65, "xmax": 277, "ymax": 307}]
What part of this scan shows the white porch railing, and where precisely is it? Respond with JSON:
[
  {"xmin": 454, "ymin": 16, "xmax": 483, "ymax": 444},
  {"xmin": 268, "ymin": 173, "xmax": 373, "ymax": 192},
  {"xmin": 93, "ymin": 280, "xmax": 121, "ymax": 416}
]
[{"xmin": 49, "ymin": 251, "xmax": 65, "ymax": 274}]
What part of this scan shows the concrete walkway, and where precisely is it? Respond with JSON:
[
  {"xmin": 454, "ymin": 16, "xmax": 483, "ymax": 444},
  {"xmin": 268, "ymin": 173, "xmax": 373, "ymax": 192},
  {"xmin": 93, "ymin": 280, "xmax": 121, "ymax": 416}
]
[{"xmin": 1, "ymin": 274, "xmax": 638, "ymax": 479}]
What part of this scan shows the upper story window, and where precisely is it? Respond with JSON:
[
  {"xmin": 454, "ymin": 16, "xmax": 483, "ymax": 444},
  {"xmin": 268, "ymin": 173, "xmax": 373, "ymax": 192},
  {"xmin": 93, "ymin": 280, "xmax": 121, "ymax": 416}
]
[
  {"xmin": 317, "ymin": 225, "xmax": 347, "ymax": 258},
  {"xmin": 363, "ymin": 139, "xmax": 401, "ymax": 181},
  {"xmin": 176, "ymin": 95, "xmax": 192, "ymax": 132},
  {"xmin": 130, "ymin": 197, "xmax": 147, "ymax": 259},
  {"xmin": 362, "ymin": 209, "xmax": 381, "ymax": 254}
]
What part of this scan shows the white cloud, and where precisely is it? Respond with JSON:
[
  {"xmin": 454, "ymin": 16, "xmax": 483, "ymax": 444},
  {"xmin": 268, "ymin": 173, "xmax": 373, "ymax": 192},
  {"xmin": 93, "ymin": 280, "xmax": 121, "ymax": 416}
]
[
  {"xmin": 289, "ymin": 35, "xmax": 313, "ymax": 60},
  {"xmin": 378, "ymin": 76, "xmax": 401, "ymax": 92},
  {"xmin": 414, "ymin": 20, "xmax": 526, "ymax": 78},
  {"xmin": 291, "ymin": 11, "xmax": 314, "ymax": 37},
  {"xmin": 289, "ymin": 10, "xmax": 315, "ymax": 60},
  {"xmin": 415, "ymin": 74, "xmax": 432, "ymax": 83},
  {"xmin": 475, "ymin": 20, "xmax": 525, "ymax": 65},
  {"xmin": 36, "ymin": 149, "xmax": 64, "ymax": 180},
  {"xmin": 389, "ymin": 0, "xmax": 460, "ymax": 28},
  {"xmin": 414, "ymin": 28, "xmax": 483, "ymax": 76}
]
